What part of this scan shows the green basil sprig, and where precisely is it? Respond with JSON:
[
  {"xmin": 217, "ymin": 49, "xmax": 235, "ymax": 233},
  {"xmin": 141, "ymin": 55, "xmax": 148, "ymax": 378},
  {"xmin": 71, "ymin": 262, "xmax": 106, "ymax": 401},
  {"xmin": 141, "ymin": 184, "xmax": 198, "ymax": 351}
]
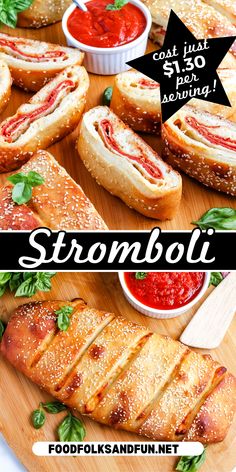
[
  {"xmin": 106, "ymin": 0, "xmax": 128, "ymax": 10},
  {"xmin": 0, "ymin": 319, "xmax": 6, "ymax": 341},
  {"xmin": 7, "ymin": 171, "xmax": 44, "ymax": 205},
  {"xmin": 0, "ymin": 0, "xmax": 34, "ymax": 28},
  {"xmin": 102, "ymin": 86, "xmax": 113, "ymax": 106},
  {"xmin": 0, "ymin": 272, "xmax": 56, "ymax": 298},
  {"xmin": 41, "ymin": 401, "xmax": 67, "ymax": 414},
  {"xmin": 32, "ymin": 405, "xmax": 46, "ymax": 430},
  {"xmin": 135, "ymin": 272, "xmax": 147, "ymax": 280},
  {"xmin": 58, "ymin": 412, "xmax": 86, "ymax": 442},
  {"xmin": 176, "ymin": 449, "xmax": 206, "ymax": 472},
  {"xmin": 192, "ymin": 208, "xmax": 236, "ymax": 230},
  {"xmin": 55, "ymin": 305, "xmax": 73, "ymax": 331}
]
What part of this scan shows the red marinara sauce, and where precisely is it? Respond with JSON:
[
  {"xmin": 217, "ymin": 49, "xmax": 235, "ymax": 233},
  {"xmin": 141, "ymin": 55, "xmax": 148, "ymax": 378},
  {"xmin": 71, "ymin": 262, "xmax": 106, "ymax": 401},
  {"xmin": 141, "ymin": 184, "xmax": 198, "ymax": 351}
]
[
  {"xmin": 124, "ymin": 272, "xmax": 205, "ymax": 310},
  {"xmin": 67, "ymin": 0, "xmax": 146, "ymax": 48}
]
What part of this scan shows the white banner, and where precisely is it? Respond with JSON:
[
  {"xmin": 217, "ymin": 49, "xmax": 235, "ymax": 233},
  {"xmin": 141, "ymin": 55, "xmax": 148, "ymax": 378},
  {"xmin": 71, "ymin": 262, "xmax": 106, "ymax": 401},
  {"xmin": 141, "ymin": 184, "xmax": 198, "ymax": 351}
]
[{"xmin": 33, "ymin": 441, "xmax": 204, "ymax": 457}]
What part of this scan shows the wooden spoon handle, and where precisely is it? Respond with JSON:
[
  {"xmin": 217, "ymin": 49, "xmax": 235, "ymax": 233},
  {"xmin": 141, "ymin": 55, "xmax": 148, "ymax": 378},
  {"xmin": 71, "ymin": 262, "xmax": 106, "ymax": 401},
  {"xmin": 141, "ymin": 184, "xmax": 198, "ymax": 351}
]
[{"xmin": 180, "ymin": 272, "xmax": 236, "ymax": 349}]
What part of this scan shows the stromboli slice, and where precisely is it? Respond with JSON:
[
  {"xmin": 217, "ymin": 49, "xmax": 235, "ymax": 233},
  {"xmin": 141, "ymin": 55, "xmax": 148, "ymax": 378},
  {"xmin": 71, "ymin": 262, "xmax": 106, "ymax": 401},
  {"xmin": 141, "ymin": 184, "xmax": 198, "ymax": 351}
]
[
  {"xmin": 0, "ymin": 65, "xmax": 89, "ymax": 172},
  {"xmin": 0, "ymin": 33, "xmax": 83, "ymax": 92},
  {"xmin": 162, "ymin": 105, "xmax": 236, "ymax": 195},
  {"xmin": 0, "ymin": 150, "xmax": 107, "ymax": 230},
  {"xmin": 110, "ymin": 70, "xmax": 161, "ymax": 133},
  {"xmin": 110, "ymin": 68, "xmax": 236, "ymax": 131},
  {"xmin": 0, "ymin": 60, "xmax": 11, "ymax": 115},
  {"xmin": 202, "ymin": 0, "xmax": 236, "ymax": 26},
  {"xmin": 1, "ymin": 300, "xmax": 236, "ymax": 444},
  {"xmin": 77, "ymin": 106, "xmax": 182, "ymax": 220},
  {"xmin": 18, "ymin": 0, "xmax": 71, "ymax": 28},
  {"xmin": 143, "ymin": 0, "xmax": 236, "ymax": 59}
]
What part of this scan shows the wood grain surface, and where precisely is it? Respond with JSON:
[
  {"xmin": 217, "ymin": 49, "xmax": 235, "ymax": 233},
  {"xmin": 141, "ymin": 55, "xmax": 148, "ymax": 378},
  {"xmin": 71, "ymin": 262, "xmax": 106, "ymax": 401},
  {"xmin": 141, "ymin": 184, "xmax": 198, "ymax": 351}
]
[
  {"xmin": 0, "ymin": 22, "xmax": 235, "ymax": 230},
  {"xmin": 0, "ymin": 272, "xmax": 236, "ymax": 472}
]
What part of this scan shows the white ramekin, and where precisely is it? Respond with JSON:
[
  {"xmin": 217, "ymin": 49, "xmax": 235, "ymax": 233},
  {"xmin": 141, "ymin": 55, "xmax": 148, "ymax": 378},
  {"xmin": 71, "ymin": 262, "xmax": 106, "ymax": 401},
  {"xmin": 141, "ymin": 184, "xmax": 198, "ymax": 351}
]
[
  {"xmin": 118, "ymin": 272, "xmax": 211, "ymax": 319},
  {"xmin": 62, "ymin": 0, "xmax": 152, "ymax": 75}
]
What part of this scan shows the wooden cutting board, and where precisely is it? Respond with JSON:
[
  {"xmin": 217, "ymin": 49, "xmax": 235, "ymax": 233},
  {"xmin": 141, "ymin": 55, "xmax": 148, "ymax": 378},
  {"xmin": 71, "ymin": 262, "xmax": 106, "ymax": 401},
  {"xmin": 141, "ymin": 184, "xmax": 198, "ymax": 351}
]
[
  {"xmin": 0, "ymin": 22, "xmax": 235, "ymax": 230},
  {"xmin": 0, "ymin": 272, "xmax": 236, "ymax": 472}
]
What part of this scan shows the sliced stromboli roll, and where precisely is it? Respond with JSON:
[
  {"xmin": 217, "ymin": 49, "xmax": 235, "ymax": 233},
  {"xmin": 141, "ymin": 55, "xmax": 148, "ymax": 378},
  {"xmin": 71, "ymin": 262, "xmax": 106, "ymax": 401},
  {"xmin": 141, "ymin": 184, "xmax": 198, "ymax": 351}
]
[
  {"xmin": 110, "ymin": 70, "xmax": 161, "ymax": 133},
  {"xmin": 0, "ymin": 33, "xmax": 84, "ymax": 92},
  {"xmin": 17, "ymin": 0, "xmax": 71, "ymax": 28},
  {"xmin": 77, "ymin": 106, "xmax": 182, "ymax": 220},
  {"xmin": 110, "ymin": 68, "xmax": 236, "ymax": 131},
  {"xmin": 1, "ymin": 300, "xmax": 236, "ymax": 443},
  {"xmin": 143, "ymin": 0, "xmax": 236, "ymax": 58},
  {"xmin": 162, "ymin": 105, "xmax": 236, "ymax": 195},
  {"xmin": 202, "ymin": 0, "xmax": 236, "ymax": 26},
  {"xmin": 0, "ymin": 60, "xmax": 12, "ymax": 115},
  {"xmin": 0, "ymin": 150, "xmax": 107, "ymax": 230},
  {"xmin": 0, "ymin": 65, "xmax": 89, "ymax": 173}
]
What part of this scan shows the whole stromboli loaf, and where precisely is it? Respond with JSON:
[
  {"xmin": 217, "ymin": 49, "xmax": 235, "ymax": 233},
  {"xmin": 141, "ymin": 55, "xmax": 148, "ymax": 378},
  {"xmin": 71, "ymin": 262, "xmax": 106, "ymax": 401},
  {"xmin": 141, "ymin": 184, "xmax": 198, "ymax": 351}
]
[
  {"xmin": 162, "ymin": 105, "xmax": 236, "ymax": 195},
  {"xmin": 1, "ymin": 300, "xmax": 236, "ymax": 443},
  {"xmin": 0, "ymin": 150, "xmax": 107, "ymax": 230},
  {"xmin": 17, "ymin": 0, "xmax": 71, "ymax": 28}
]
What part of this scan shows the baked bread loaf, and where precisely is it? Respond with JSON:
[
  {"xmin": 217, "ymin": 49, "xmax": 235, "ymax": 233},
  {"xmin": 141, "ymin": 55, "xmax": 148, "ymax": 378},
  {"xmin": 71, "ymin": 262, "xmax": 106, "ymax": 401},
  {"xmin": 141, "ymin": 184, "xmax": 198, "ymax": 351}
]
[
  {"xmin": 1, "ymin": 299, "xmax": 236, "ymax": 443},
  {"xmin": 0, "ymin": 33, "xmax": 84, "ymax": 92},
  {"xmin": 143, "ymin": 0, "xmax": 236, "ymax": 59},
  {"xmin": 162, "ymin": 105, "xmax": 236, "ymax": 195},
  {"xmin": 202, "ymin": 0, "xmax": 236, "ymax": 26},
  {"xmin": 110, "ymin": 70, "xmax": 161, "ymax": 133},
  {"xmin": 17, "ymin": 0, "xmax": 71, "ymax": 28},
  {"xmin": 0, "ymin": 150, "xmax": 107, "ymax": 230},
  {"xmin": 0, "ymin": 65, "xmax": 89, "ymax": 173},
  {"xmin": 0, "ymin": 59, "xmax": 11, "ymax": 115},
  {"xmin": 111, "ymin": 68, "xmax": 236, "ymax": 132},
  {"xmin": 77, "ymin": 106, "xmax": 182, "ymax": 220}
]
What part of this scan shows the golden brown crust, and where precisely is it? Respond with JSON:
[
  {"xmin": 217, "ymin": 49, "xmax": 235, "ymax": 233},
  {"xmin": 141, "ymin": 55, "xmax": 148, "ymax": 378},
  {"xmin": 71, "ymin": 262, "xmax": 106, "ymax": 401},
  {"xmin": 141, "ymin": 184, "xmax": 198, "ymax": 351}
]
[
  {"xmin": 0, "ymin": 150, "xmax": 108, "ymax": 230},
  {"xmin": 0, "ymin": 33, "xmax": 84, "ymax": 92},
  {"xmin": 0, "ymin": 65, "xmax": 89, "ymax": 173},
  {"xmin": 77, "ymin": 106, "xmax": 182, "ymax": 221},
  {"xmin": 1, "ymin": 300, "xmax": 236, "ymax": 444},
  {"xmin": 17, "ymin": 0, "xmax": 71, "ymax": 28},
  {"xmin": 162, "ymin": 105, "xmax": 236, "ymax": 195},
  {"xmin": 0, "ymin": 60, "xmax": 12, "ymax": 115}
]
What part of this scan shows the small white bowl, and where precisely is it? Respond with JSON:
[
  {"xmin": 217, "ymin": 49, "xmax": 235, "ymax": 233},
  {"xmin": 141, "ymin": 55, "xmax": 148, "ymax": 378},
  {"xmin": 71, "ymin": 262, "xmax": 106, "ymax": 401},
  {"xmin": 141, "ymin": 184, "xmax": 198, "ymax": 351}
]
[
  {"xmin": 62, "ymin": 0, "xmax": 152, "ymax": 75},
  {"xmin": 118, "ymin": 272, "xmax": 211, "ymax": 319}
]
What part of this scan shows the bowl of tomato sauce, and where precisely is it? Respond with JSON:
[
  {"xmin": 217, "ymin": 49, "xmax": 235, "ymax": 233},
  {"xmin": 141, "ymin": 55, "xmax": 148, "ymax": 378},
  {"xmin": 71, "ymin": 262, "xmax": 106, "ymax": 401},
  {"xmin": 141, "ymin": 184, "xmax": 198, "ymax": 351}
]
[
  {"xmin": 62, "ymin": 0, "xmax": 152, "ymax": 74},
  {"xmin": 119, "ymin": 272, "xmax": 210, "ymax": 318}
]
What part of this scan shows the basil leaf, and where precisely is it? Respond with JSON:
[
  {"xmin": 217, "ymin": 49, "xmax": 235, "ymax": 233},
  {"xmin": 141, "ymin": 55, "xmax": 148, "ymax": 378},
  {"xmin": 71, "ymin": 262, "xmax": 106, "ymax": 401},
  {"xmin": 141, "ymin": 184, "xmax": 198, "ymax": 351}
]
[
  {"xmin": 11, "ymin": 182, "xmax": 32, "ymax": 205},
  {"xmin": 11, "ymin": 0, "xmax": 34, "ymax": 13},
  {"xmin": 210, "ymin": 272, "xmax": 223, "ymax": 287},
  {"xmin": 0, "ymin": 320, "xmax": 6, "ymax": 340},
  {"xmin": 0, "ymin": 272, "xmax": 11, "ymax": 285},
  {"xmin": 15, "ymin": 277, "xmax": 36, "ymax": 297},
  {"xmin": 32, "ymin": 408, "xmax": 46, "ymax": 429},
  {"xmin": 102, "ymin": 86, "xmax": 113, "ymax": 106},
  {"xmin": 176, "ymin": 449, "xmax": 206, "ymax": 472},
  {"xmin": 135, "ymin": 272, "xmax": 147, "ymax": 280},
  {"xmin": 0, "ymin": 285, "xmax": 6, "ymax": 297},
  {"xmin": 14, "ymin": 272, "xmax": 56, "ymax": 297},
  {"xmin": 192, "ymin": 208, "xmax": 236, "ymax": 230},
  {"xmin": 35, "ymin": 272, "xmax": 55, "ymax": 292},
  {"xmin": 7, "ymin": 171, "xmax": 44, "ymax": 205},
  {"xmin": 55, "ymin": 305, "xmax": 73, "ymax": 331},
  {"xmin": 41, "ymin": 401, "xmax": 67, "ymax": 414},
  {"xmin": 106, "ymin": 0, "xmax": 128, "ymax": 10},
  {"xmin": 58, "ymin": 412, "xmax": 86, "ymax": 442},
  {"xmin": 9, "ymin": 273, "xmax": 23, "ymax": 292},
  {"xmin": 27, "ymin": 171, "xmax": 45, "ymax": 187},
  {"xmin": 0, "ymin": 0, "xmax": 33, "ymax": 27}
]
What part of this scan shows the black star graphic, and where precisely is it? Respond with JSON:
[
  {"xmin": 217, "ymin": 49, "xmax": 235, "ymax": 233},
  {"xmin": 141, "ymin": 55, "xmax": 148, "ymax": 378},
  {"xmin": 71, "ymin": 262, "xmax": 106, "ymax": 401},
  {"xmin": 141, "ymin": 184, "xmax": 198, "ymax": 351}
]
[{"xmin": 127, "ymin": 10, "xmax": 236, "ymax": 122}]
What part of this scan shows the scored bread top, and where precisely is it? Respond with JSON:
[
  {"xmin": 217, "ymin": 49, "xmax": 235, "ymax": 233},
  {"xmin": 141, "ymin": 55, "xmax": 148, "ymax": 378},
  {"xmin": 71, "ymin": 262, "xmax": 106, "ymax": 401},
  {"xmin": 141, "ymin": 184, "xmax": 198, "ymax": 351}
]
[
  {"xmin": 1, "ymin": 300, "xmax": 236, "ymax": 443},
  {"xmin": 0, "ymin": 150, "xmax": 107, "ymax": 230}
]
